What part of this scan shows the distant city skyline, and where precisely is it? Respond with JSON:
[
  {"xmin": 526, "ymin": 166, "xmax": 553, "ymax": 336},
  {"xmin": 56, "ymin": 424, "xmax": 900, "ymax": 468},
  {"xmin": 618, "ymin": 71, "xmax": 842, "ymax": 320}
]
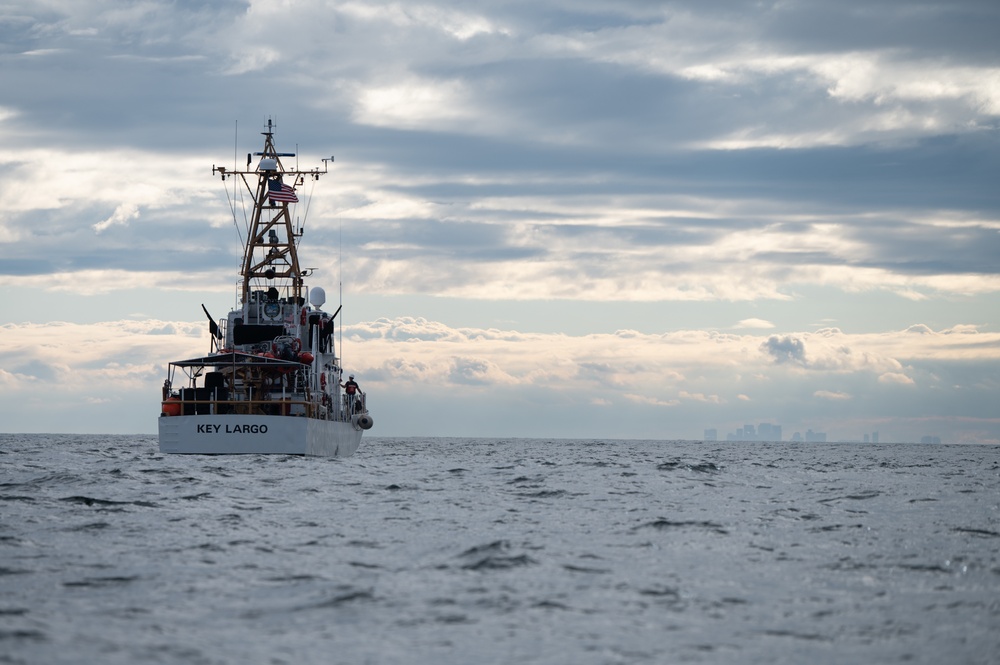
[{"xmin": 704, "ymin": 422, "xmax": 940, "ymax": 444}]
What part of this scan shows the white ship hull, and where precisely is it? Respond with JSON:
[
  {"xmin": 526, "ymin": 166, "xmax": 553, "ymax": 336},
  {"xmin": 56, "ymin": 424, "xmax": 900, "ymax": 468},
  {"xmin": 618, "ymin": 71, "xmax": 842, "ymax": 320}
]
[{"xmin": 159, "ymin": 414, "xmax": 364, "ymax": 457}]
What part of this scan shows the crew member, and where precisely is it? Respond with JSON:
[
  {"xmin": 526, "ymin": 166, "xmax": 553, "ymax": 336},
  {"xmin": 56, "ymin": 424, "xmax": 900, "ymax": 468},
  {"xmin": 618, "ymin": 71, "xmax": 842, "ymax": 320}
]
[{"xmin": 341, "ymin": 375, "xmax": 361, "ymax": 413}]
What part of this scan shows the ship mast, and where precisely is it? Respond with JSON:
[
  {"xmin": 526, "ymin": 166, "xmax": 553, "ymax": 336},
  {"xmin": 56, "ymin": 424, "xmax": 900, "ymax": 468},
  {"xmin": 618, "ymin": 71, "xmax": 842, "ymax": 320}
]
[{"xmin": 213, "ymin": 119, "xmax": 330, "ymax": 307}]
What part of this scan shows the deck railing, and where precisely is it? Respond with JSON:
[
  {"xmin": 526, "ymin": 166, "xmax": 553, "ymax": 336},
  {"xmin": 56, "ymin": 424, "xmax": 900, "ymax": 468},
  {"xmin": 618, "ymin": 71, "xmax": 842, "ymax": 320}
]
[{"xmin": 161, "ymin": 396, "xmax": 363, "ymax": 421}]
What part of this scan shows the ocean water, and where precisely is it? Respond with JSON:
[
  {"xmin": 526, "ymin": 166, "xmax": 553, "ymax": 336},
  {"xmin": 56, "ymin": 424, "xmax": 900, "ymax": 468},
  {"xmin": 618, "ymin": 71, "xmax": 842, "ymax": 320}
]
[{"xmin": 1, "ymin": 435, "xmax": 998, "ymax": 665}]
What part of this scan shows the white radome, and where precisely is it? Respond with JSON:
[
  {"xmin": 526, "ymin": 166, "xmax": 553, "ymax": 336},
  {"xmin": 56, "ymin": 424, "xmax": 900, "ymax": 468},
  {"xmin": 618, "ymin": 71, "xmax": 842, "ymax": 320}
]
[{"xmin": 310, "ymin": 286, "xmax": 326, "ymax": 308}]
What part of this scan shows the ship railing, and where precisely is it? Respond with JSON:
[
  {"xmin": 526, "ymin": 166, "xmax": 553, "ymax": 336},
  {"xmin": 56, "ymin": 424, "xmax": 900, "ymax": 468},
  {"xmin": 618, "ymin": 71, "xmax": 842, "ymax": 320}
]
[
  {"xmin": 162, "ymin": 397, "xmax": 323, "ymax": 418},
  {"xmin": 162, "ymin": 392, "xmax": 367, "ymax": 422},
  {"xmin": 342, "ymin": 391, "xmax": 367, "ymax": 417},
  {"xmin": 162, "ymin": 380, "xmax": 368, "ymax": 420}
]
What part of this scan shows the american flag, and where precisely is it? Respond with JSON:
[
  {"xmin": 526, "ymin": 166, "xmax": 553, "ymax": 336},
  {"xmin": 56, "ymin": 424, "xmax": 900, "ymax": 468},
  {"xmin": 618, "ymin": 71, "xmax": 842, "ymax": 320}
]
[{"xmin": 267, "ymin": 180, "xmax": 298, "ymax": 203}]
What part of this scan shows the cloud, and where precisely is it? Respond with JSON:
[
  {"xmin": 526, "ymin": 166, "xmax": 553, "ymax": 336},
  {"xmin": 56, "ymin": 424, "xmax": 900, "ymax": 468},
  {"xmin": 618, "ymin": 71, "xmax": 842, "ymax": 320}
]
[
  {"xmin": 735, "ymin": 318, "xmax": 775, "ymax": 329},
  {"xmin": 448, "ymin": 357, "xmax": 517, "ymax": 386},
  {"xmin": 343, "ymin": 319, "xmax": 998, "ymax": 390},
  {"xmin": 4, "ymin": 270, "xmax": 233, "ymax": 296},
  {"xmin": 0, "ymin": 368, "xmax": 41, "ymax": 389},
  {"xmin": 93, "ymin": 203, "xmax": 140, "ymax": 233},
  {"xmin": 0, "ymin": 315, "xmax": 998, "ymax": 440},
  {"xmin": 4, "ymin": 2, "xmax": 1000, "ymax": 306},
  {"xmin": 879, "ymin": 372, "xmax": 915, "ymax": 385},
  {"xmin": 814, "ymin": 390, "xmax": 852, "ymax": 401},
  {"xmin": 678, "ymin": 391, "xmax": 724, "ymax": 404},
  {"xmin": 353, "ymin": 78, "xmax": 478, "ymax": 131},
  {"xmin": 624, "ymin": 394, "xmax": 681, "ymax": 408},
  {"xmin": 762, "ymin": 335, "xmax": 807, "ymax": 365}
]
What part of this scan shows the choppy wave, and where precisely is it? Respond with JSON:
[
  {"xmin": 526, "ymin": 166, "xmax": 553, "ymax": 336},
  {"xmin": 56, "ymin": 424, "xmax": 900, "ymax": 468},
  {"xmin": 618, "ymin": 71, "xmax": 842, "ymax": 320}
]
[{"xmin": 1, "ymin": 434, "xmax": 998, "ymax": 664}]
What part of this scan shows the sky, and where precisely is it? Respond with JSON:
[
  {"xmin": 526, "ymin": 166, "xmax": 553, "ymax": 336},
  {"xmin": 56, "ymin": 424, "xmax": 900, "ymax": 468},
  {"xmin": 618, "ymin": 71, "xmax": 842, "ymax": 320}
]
[{"xmin": 1, "ymin": 0, "xmax": 999, "ymax": 443}]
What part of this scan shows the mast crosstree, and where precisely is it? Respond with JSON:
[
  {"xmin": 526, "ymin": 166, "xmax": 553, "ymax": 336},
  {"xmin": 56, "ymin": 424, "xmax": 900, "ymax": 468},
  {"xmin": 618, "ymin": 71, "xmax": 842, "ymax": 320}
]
[{"xmin": 212, "ymin": 118, "xmax": 331, "ymax": 306}]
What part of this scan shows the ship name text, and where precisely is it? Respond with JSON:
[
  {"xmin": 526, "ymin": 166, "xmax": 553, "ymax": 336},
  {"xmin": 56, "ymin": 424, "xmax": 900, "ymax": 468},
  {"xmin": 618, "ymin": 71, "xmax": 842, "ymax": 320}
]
[{"xmin": 196, "ymin": 424, "xmax": 269, "ymax": 434}]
